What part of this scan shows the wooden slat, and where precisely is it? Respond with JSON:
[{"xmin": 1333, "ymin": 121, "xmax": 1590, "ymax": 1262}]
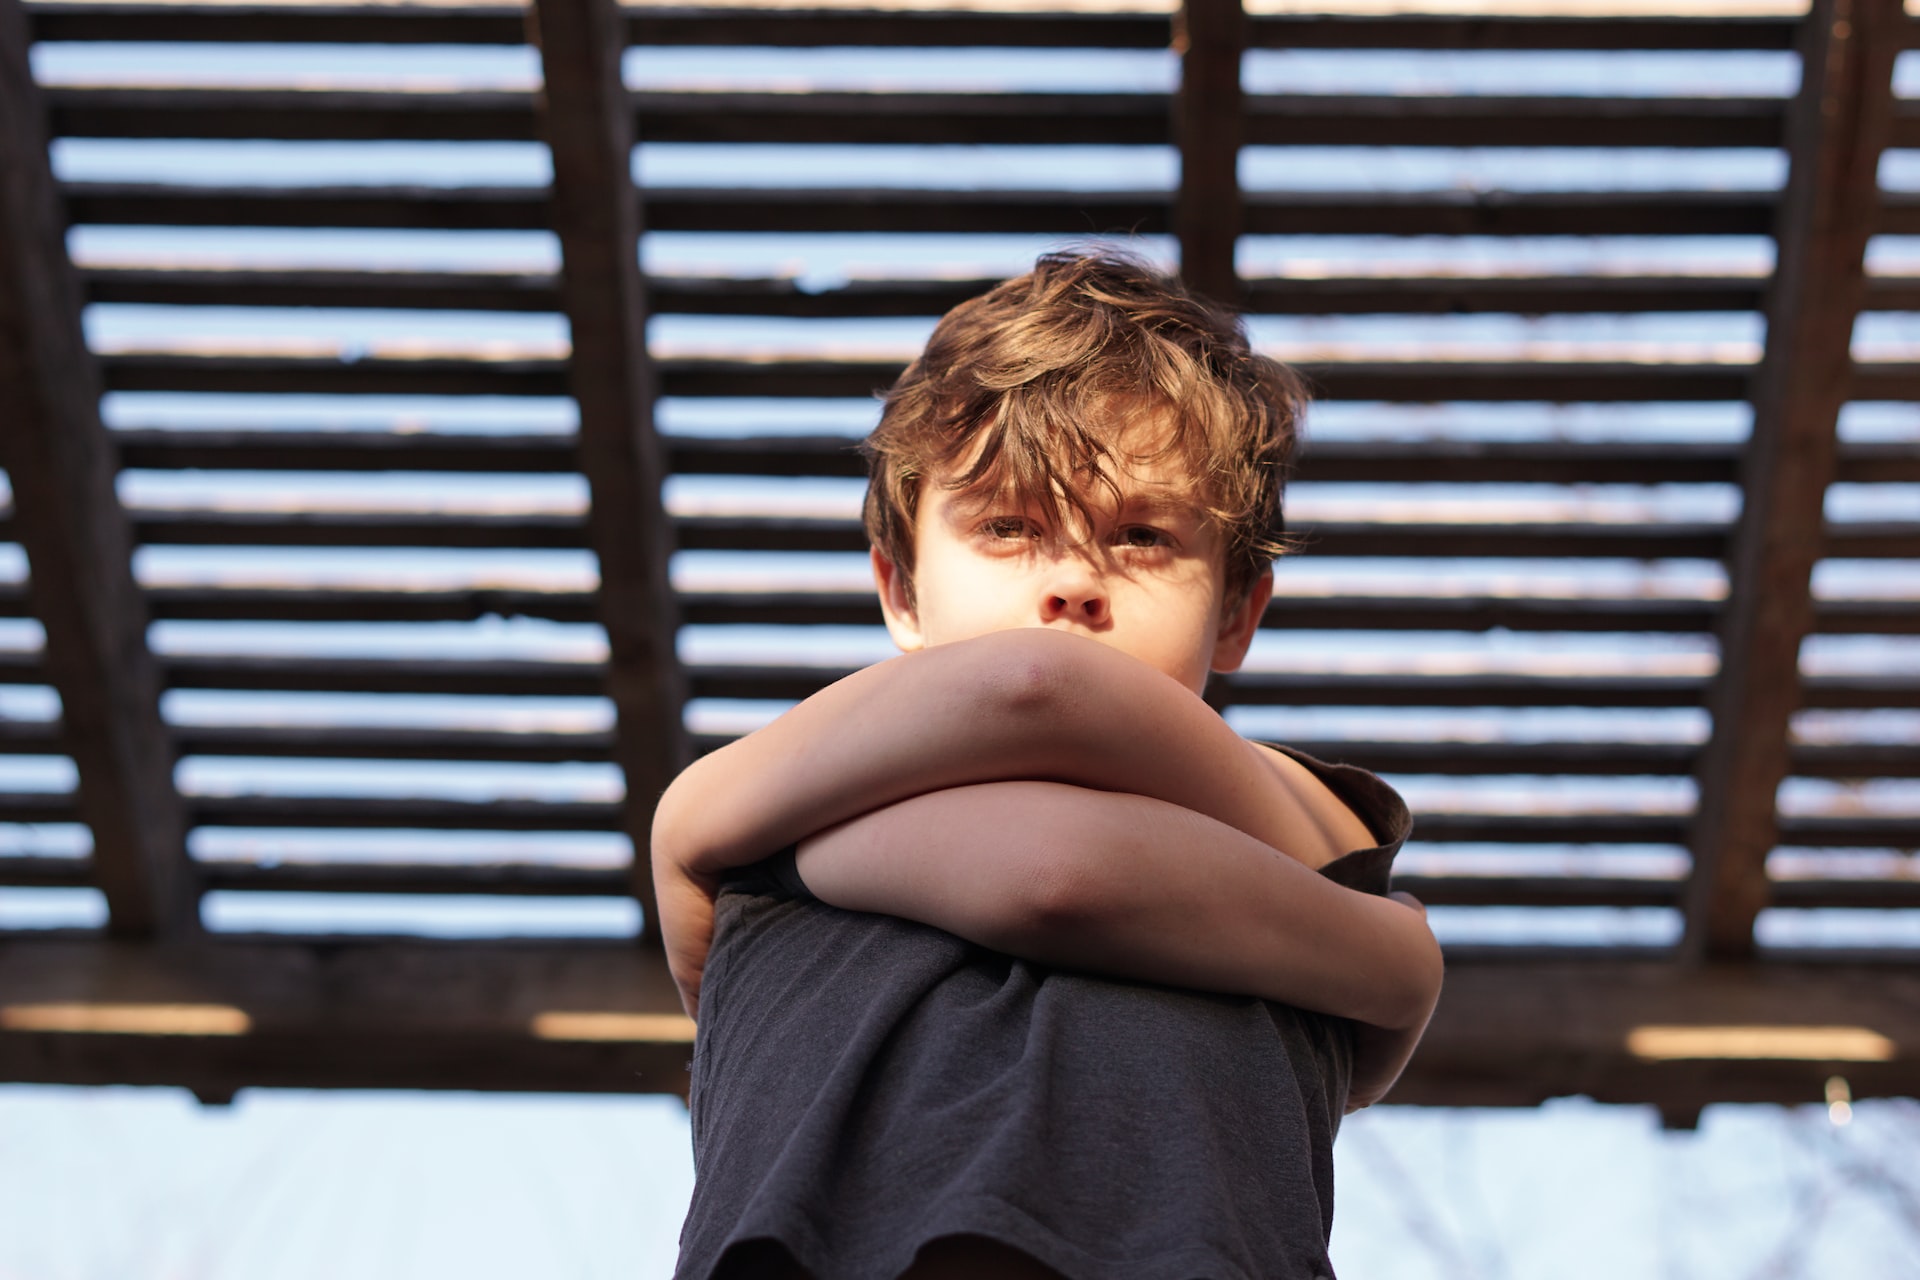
[
  {"xmin": 4, "ymin": 939, "xmax": 1920, "ymax": 1110},
  {"xmin": 1244, "ymin": 94, "xmax": 1789, "ymax": 149},
  {"xmin": 8, "ymin": 722, "xmax": 1903, "ymax": 782},
  {"xmin": 78, "ymin": 508, "xmax": 1920, "ymax": 561},
  {"xmin": 1684, "ymin": 0, "xmax": 1902, "ymax": 963},
  {"xmin": 112, "ymin": 510, "xmax": 1739, "ymax": 554},
  {"xmin": 0, "ymin": 649, "xmax": 1910, "ymax": 711},
  {"xmin": 1174, "ymin": 0, "xmax": 1243, "ymax": 304},
  {"xmin": 102, "ymin": 430, "xmax": 1920, "ymax": 486},
  {"xmin": 70, "ymin": 263, "xmax": 1920, "ymax": 322},
  {"xmin": 529, "ymin": 0, "xmax": 688, "ymax": 934},
  {"xmin": 57, "ymin": 86, "xmax": 1906, "ymax": 150},
  {"xmin": 57, "ymin": 584, "xmax": 1915, "ymax": 638},
  {"xmin": 74, "ymin": 265, "xmax": 968, "ymax": 319},
  {"xmin": 60, "ymin": 181, "xmax": 1818, "ymax": 239},
  {"xmin": 93, "ymin": 350, "xmax": 1775, "ymax": 402},
  {"xmin": 186, "ymin": 794, "xmax": 621, "ymax": 831},
  {"xmin": 45, "ymin": 87, "xmax": 1168, "ymax": 147},
  {"xmin": 195, "ymin": 862, "xmax": 628, "ymax": 895},
  {"xmin": 0, "ymin": 0, "xmax": 193, "ymax": 938},
  {"xmin": 20, "ymin": 4, "xmax": 1816, "ymax": 52}
]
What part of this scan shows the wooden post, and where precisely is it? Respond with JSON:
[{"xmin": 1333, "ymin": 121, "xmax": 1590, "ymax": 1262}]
[
  {"xmin": 0, "ymin": 0, "xmax": 194, "ymax": 937},
  {"xmin": 527, "ymin": 0, "xmax": 688, "ymax": 943},
  {"xmin": 1681, "ymin": 0, "xmax": 1901, "ymax": 961},
  {"xmin": 1174, "ymin": 0, "xmax": 1246, "ymax": 305}
]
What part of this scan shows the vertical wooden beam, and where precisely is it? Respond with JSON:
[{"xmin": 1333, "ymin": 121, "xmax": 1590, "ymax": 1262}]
[
  {"xmin": 527, "ymin": 0, "xmax": 687, "ymax": 943},
  {"xmin": 1682, "ymin": 0, "xmax": 1900, "ymax": 961},
  {"xmin": 0, "ymin": 0, "xmax": 193, "ymax": 937},
  {"xmin": 1174, "ymin": 0, "xmax": 1246, "ymax": 305}
]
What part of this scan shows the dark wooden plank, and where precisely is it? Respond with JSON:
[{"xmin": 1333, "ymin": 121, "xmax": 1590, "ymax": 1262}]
[
  {"xmin": 186, "ymin": 794, "xmax": 622, "ymax": 831},
  {"xmin": 1683, "ymin": 0, "xmax": 1903, "ymax": 964},
  {"xmin": 102, "ymin": 429, "xmax": 1920, "ymax": 486},
  {"xmin": 46, "ymin": 86, "xmax": 1171, "ymax": 147},
  {"xmin": 0, "ymin": 647, "xmax": 1905, "ymax": 711},
  {"xmin": 94, "ymin": 350, "xmax": 1771, "ymax": 402},
  {"xmin": 20, "ymin": 4, "xmax": 1816, "ymax": 52},
  {"xmin": 5, "ymin": 940, "xmax": 1919, "ymax": 1108},
  {"xmin": 528, "ymin": 0, "xmax": 688, "ymax": 937},
  {"xmin": 61, "ymin": 181, "xmax": 1797, "ymax": 239},
  {"xmin": 47, "ymin": 87, "xmax": 540, "ymax": 142},
  {"xmin": 72, "ymin": 261, "xmax": 1920, "ymax": 323},
  {"xmin": 1244, "ymin": 94, "xmax": 1786, "ymax": 149},
  {"xmin": 1245, "ymin": 273, "xmax": 1771, "ymax": 316},
  {"xmin": 0, "ymin": 0, "xmax": 193, "ymax": 939},
  {"xmin": 84, "ymin": 266, "xmax": 567, "ymax": 313},
  {"xmin": 195, "ymin": 862, "xmax": 628, "ymax": 895},
  {"xmin": 1247, "ymin": 13, "xmax": 1805, "ymax": 52},
  {"xmin": 1174, "ymin": 0, "xmax": 1244, "ymax": 304},
  {"xmin": 1242, "ymin": 190, "xmax": 1778, "ymax": 238}
]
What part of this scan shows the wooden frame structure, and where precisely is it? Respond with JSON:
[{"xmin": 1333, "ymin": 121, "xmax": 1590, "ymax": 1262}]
[{"xmin": 1, "ymin": 0, "xmax": 1917, "ymax": 1117}]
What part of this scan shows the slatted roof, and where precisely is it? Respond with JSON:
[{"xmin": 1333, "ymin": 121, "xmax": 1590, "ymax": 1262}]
[{"xmin": 0, "ymin": 0, "xmax": 1916, "ymax": 1120}]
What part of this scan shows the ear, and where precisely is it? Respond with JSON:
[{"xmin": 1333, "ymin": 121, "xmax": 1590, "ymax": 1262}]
[
  {"xmin": 871, "ymin": 547, "xmax": 927, "ymax": 652},
  {"xmin": 1210, "ymin": 566, "xmax": 1273, "ymax": 674}
]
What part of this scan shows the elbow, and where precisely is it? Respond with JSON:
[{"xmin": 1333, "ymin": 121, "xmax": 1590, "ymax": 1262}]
[
  {"xmin": 967, "ymin": 630, "xmax": 1091, "ymax": 749},
  {"xmin": 1380, "ymin": 924, "xmax": 1445, "ymax": 1033}
]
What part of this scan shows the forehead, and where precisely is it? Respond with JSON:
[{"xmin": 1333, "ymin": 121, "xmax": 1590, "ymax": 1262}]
[{"xmin": 932, "ymin": 403, "xmax": 1208, "ymax": 506}]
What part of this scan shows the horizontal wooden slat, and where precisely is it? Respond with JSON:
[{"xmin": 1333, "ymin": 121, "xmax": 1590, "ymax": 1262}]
[
  {"xmin": 0, "ymin": 583, "xmax": 1901, "ymax": 638},
  {"xmin": 21, "ymin": 5, "xmax": 1838, "ymax": 52},
  {"xmin": 102, "ymin": 429, "xmax": 1920, "ymax": 487},
  {"xmin": 5, "ymin": 713, "xmax": 1911, "ymax": 781},
  {"xmin": 66, "ymin": 181, "xmax": 1881, "ymax": 240},
  {"xmin": 44, "ymin": 506, "xmax": 1912, "ymax": 560},
  {"xmin": 194, "ymin": 861, "xmax": 627, "ymax": 894},
  {"xmin": 71, "ymin": 263, "xmax": 1920, "ymax": 322},
  {"xmin": 55, "ymin": 86, "xmax": 1899, "ymax": 150},
  {"xmin": 92, "ymin": 350, "xmax": 1772, "ymax": 401},
  {"xmin": 185, "ymin": 794, "xmax": 621, "ymax": 830},
  {"xmin": 0, "ymin": 650, "xmax": 1910, "ymax": 711}
]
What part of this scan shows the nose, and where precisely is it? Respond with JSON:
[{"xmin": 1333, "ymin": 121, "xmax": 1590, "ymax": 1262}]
[{"xmin": 1039, "ymin": 558, "xmax": 1110, "ymax": 627}]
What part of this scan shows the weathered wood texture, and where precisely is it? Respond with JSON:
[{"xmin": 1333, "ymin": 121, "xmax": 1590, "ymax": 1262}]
[
  {"xmin": 528, "ymin": 0, "xmax": 687, "ymax": 937},
  {"xmin": 1174, "ymin": 0, "xmax": 1245, "ymax": 303},
  {"xmin": 2, "ymin": 940, "xmax": 1916, "ymax": 1110},
  {"xmin": 0, "ymin": 0, "xmax": 192, "ymax": 938},
  {"xmin": 1684, "ymin": 0, "xmax": 1903, "ymax": 963},
  {"xmin": 17, "ymin": 4, "xmax": 1825, "ymax": 52}
]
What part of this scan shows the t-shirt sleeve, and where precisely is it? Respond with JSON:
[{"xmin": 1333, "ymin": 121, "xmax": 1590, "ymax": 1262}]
[
  {"xmin": 719, "ymin": 842, "xmax": 811, "ymax": 899},
  {"xmin": 1259, "ymin": 743, "xmax": 1411, "ymax": 898}
]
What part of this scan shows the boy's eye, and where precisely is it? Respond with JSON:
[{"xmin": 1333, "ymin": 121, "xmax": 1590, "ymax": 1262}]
[
  {"xmin": 981, "ymin": 516, "xmax": 1035, "ymax": 541},
  {"xmin": 1116, "ymin": 525, "xmax": 1171, "ymax": 549}
]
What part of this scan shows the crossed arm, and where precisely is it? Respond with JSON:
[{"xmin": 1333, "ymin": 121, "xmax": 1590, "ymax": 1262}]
[{"xmin": 650, "ymin": 628, "xmax": 1443, "ymax": 1107}]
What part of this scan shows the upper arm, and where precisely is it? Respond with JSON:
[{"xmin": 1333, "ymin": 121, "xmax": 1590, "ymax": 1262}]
[{"xmin": 795, "ymin": 781, "xmax": 1442, "ymax": 1031}]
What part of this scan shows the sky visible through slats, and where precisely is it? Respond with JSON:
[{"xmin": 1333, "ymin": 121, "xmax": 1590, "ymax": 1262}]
[{"xmin": 1, "ymin": 8, "xmax": 1919, "ymax": 1275}]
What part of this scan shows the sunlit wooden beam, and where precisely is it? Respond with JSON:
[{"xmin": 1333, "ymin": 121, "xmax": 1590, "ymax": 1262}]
[
  {"xmin": 527, "ymin": 0, "xmax": 688, "ymax": 942},
  {"xmin": 0, "ymin": 0, "xmax": 193, "ymax": 937},
  {"xmin": 1174, "ymin": 0, "xmax": 1245, "ymax": 304},
  {"xmin": 1683, "ymin": 0, "xmax": 1902, "ymax": 962}
]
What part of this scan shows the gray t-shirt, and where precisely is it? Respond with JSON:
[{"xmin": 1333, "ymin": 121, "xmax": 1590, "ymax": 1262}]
[{"xmin": 676, "ymin": 748, "xmax": 1411, "ymax": 1280}]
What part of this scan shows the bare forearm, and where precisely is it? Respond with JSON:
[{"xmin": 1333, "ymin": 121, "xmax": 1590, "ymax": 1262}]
[
  {"xmin": 654, "ymin": 629, "xmax": 1364, "ymax": 881},
  {"xmin": 796, "ymin": 781, "xmax": 1442, "ymax": 1034}
]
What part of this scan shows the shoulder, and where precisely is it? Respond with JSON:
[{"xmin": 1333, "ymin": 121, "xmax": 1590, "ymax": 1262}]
[{"xmin": 1241, "ymin": 742, "xmax": 1369, "ymax": 869}]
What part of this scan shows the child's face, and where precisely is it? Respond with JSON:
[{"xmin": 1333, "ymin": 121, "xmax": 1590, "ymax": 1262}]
[{"xmin": 871, "ymin": 426, "xmax": 1272, "ymax": 696}]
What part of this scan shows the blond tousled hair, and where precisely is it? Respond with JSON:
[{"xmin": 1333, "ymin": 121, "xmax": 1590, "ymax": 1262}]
[{"xmin": 861, "ymin": 249, "xmax": 1307, "ymax": 604}]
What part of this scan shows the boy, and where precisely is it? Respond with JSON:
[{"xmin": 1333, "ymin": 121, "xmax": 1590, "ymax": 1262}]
[{"xmin": 652, "ymin": 250, "xmax": 1443, "ymax": 1280}]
